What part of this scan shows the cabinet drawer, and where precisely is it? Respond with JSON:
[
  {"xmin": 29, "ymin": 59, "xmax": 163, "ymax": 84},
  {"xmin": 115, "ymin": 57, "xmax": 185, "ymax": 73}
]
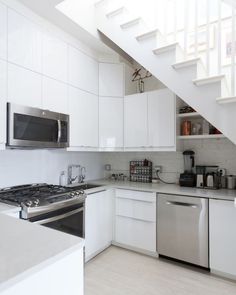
[
  {"xmin": 116, "ymin": 197, "xmax": 156, "ymax": 222},
  {"xmin": 116, "ymin": 189, "xmax": 156, "ymax": 203},
  {"xmin": 115, "ymin": 215, "xmax": 156, "ymax": 252}
]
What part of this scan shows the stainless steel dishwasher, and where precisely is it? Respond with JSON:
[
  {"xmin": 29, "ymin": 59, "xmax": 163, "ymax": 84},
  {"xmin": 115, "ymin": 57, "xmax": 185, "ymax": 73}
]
[{"xmin": 157, "ymin": 194, "xmax": 209, "ymax": 268}]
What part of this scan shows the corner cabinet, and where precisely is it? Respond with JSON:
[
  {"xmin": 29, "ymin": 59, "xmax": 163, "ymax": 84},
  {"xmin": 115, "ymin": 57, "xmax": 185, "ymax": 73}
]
[
  {"xmin": 209, "ymin": 199, "xmax": 236, "ymax": 280},
  {"xmin": 124, "ymin": 89, "xmax": 176, "ymax": 151},
  {"xmin": 85, "ymin": 190, "xmax": 113, "ymax": 262}
]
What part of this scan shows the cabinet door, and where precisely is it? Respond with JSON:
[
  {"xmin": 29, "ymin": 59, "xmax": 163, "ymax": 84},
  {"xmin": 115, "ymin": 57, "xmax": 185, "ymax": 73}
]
[
  {"xmin": 148, "ymin": 89, "xmax": 176, "ymax": 148},
  {"xmin": 0, "ymin": 3, "xmax": 7, "ymax": 60},
  {"xmin": 42, "ymin": 77, "xmax": 68, "ymax": 114},
  {"xmin": 210, "ymin": 199, "xmax": 236, "ymax": 278},
  {"xmin": 68, "ymin": 46, "xmax": 98, "ymax": 95},
  {"xmin": 69, "ymin": 87, "xmax": 98, "ymax": 147},
  {"xmin": 0, "ymin": 60, "xmax": 7, "ymax": 144},
  {"xmin": 99, "ymin": 63, "xmax": 124, "ymax": 97},
  {"xmin": 85, "ymin": 190, "xmax": 113, "ymax": 261},
  {"xmin": 124, "ymin": 93, "xmax": 148, "ymax": 147},
  {"xmin": 99, "ymin": 97, "xmax": 124, "ymax": 148}
]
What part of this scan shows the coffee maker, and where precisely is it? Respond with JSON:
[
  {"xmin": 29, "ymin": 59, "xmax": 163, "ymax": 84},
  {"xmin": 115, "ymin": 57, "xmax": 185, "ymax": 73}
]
[{"xmin": 179, "ymin": 150, "xmax": 196, "ymax": 187}]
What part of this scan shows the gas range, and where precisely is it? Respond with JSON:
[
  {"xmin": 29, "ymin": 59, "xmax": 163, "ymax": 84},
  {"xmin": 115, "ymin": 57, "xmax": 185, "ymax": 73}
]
[{"xmin": 0, "ymin": 183, "xmax": 86, "ymax": 220}]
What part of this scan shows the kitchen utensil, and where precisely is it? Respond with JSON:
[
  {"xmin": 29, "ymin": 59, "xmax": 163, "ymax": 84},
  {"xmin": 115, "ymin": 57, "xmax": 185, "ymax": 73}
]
[
  {"xmin": 179, "ymin": 150, "xmax": 196, "ymax": 187},
  {"xmin": 227, "ymin": 175, "xmax": 235, "ymax": 189}
]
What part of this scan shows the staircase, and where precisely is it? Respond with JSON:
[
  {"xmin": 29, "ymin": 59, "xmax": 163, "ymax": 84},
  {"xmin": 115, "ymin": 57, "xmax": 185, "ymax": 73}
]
[{"xmin": 95, "ymin": 0, "xmax": 236, "ymax": 144}]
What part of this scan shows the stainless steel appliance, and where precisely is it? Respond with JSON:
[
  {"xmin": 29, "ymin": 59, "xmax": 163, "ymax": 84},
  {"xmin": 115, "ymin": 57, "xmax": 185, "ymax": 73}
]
[
  {"xmin": 7, "ymin": 103, "xmax": 69, "ymax": 148},
  {"xmin": 0, "ymin": 184, "xmax": 85, "ymax": 238},
  {"xmin": 196, "ymin": 165, "xmax": 220, "ymax": 189},
  {"xmin": 157, "ymin": 194, "xmax": 209, "ymax": 268},
  {"xmin": 179, "ymin": 150, "xmax": 196, "ymax": 187}
]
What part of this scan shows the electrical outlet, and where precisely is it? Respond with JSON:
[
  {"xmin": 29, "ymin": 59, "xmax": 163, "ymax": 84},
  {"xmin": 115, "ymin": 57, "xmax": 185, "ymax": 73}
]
[{"xmin": 154, "ymin": 166, "xmax": 162, "ymax": 173}]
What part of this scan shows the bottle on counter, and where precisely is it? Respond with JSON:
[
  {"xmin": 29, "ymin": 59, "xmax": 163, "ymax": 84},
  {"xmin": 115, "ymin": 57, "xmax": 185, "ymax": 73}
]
[{"xmin": 59, "ymin": 171, "xmax": 67, "ymax": 186}]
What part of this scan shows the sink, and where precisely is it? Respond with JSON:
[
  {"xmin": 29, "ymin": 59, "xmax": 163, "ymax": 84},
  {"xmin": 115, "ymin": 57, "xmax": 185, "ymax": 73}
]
[{"xmin": 70, "ymin": 183, "xmax": 103, "ymax": 190}]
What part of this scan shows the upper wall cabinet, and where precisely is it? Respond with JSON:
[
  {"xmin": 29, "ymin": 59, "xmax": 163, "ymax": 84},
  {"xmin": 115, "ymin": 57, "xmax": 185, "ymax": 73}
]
[
  {"xmin": 99, "ymin": 63, "xmax": 124, "ymax": 97},
  {"xmin": 69, "ymin": 86, "xmax": 98, "ymax": 148},
  {"xmin": 148, "ymin": 89, "xmax": 176, "ymax": 149},
  {"xmin": 0, "ymin": 3, "xmax": 7, "ymax": 60},
  {"xmin": 68, "ymin": 46, "xmax": 98, "ymax": 95},
  {"xmin": 124, "ymin": 93, "xmax": 148, "ymax": 148},
  {"xmin": 42, "ymin": 33, "xmax": 68, "ymax": 83},
  {"xmin": 42, "ymin": 77, "xmax": 68, "ymax": 114},
  {"xmin": 0, "ymin": 60, "xmax": 7, "ymax": 144},
  {"xmin": 8, "ymin": 9, "xmax": 42, "ymax": 73},
  {"xmin": 8, "ymin": 63, "xmax": 42, "ymax": 108},
  {"xmin": 99, "ymin": 97, "xmax": 124, "ymax": 149}
]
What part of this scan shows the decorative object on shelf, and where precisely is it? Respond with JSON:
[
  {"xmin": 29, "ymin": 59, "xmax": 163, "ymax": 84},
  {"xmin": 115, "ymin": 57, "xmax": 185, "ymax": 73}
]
[
  {"xmin": 192, "ymin": 123, "xmax": 202, "ymax": 135},
  {"xmin": 181, "ymin": 120, "xmax": 192, "ymax": 136},
  {"xmin": 179, "ymin": 106, "xmax": 196, "ymax": 114},
  {"xmin": 132, "ymin": 67, "xmax": 152, "ymax": 93},
  {"xmin": 130, "ymin": 159, "xmax": 152, "ymax": 183}
]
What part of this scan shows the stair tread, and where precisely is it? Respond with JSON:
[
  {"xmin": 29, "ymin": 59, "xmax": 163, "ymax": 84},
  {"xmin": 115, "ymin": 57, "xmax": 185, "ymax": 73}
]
[
  {"xmin": 172, "ymin": 58, "xmax": 201, "ymax": 69},
  {"xmin": 106, "ymin": 6, "xmax": 125, "ymax": 18},
  {"xmin": 121, "ymin": 17, "xmax": 141, "ymax": 29},
  {"xmin": 216, "ymin": 96, "xmax": 236, "ymax": 104},
  {"xmin": 153, "ymin": 42, "xmax": 178, "ymax": 54},
  {"xmin": 193, "ymin": 75, "xmax": 225, "ymax": 85},
  {"xmin": 136, "ymin": 29, "xmax": 159, "ymax": 41}
]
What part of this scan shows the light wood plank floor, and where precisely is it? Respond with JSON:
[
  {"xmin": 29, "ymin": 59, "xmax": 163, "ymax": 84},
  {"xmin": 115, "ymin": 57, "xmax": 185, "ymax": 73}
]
[{"xmin": 85, "ymin": 246, "xmax": 236, "ymax": 295}]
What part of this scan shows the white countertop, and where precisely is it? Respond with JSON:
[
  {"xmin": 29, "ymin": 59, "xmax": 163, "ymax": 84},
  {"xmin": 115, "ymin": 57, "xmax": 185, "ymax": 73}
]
[
  {"xmin": 0, "ymin": 214, "xmax": 84, "ymax": 292},
  {"xmin": 85, "ymin": 179, "xmax": 236, "ymax": 201},
  {"xmin": 0, "ymin": 203, "xmax": 21, "ymax": 214}
]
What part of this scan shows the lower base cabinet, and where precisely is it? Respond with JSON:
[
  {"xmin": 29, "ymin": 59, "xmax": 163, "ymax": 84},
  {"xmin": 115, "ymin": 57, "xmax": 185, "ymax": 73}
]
[
  {"xmin": 85, "ymin": 190, "xmax": 113, "ymax": 262},
  {"xmin": 114, "ymin": 189, "xmax": 156, "ymax": 254},
  {"xmin": 209, "ymin": 199, "xmax": 236, "ymax": 279}
]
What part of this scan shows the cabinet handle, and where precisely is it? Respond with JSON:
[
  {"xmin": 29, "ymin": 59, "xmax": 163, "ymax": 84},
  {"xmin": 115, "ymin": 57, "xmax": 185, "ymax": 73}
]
[
  {"xmin": 116, "ymin": 196, "xmax": 155, "ymax": 204},
  {"xmin": 116, "ymin": 214, "xmax": 155, "ymax": 223}
]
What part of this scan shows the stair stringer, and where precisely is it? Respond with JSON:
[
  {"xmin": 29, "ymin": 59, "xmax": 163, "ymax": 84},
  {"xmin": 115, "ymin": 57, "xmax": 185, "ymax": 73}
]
[{"xmin": 96, "ymin": 11, "xmax": 236, "ymax": 145}]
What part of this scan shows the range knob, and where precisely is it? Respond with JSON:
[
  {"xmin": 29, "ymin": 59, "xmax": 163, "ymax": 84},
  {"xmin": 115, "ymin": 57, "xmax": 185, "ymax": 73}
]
[
  {"xmin": 24, "ymin": 200, "xmax": 33, "ymax": 207},
  {"xmin": 32, "ymin": 198, "xmax": 40, "ymax": 206}
]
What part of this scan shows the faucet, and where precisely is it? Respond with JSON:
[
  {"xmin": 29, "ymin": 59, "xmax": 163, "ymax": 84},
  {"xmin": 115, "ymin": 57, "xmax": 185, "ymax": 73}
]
[
  {"xmin": 79, "ymin": 166, "xmax": 86, "ymax": 183},
  {"xmin": 68, "ymin": 165, "xmax": 80, "ymax": 185}
]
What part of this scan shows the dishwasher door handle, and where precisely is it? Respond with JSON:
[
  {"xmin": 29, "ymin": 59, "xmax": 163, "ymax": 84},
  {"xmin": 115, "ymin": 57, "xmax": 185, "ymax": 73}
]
[{"xmin": 166, "ymin": 201, "xmax": 198, "ymax": 209}]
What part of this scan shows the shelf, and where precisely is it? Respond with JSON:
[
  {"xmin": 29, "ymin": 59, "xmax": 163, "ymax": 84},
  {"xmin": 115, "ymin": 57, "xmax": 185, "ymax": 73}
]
[
  {"xmin": 177, "ymin": 112, "xmax": 201, "ymax": 118},
  {"xmin": 178, "ymin": 134, "xmax": 225, "ymax": 140}
]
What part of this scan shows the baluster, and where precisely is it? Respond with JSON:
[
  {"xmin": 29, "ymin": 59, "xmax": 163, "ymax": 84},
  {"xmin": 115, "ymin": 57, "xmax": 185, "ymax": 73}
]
[
  {"xmin": 217, "ymin": 0, "xmax": 222, "ymax": 75},
  {"xmin": 194, "ymin": 0, "xmax": 198, "ymax": 58},
  {"xmin": 206, "ymin": 0, "xmax": 210, "ymax": 76},
  {"xmin": 184, "ymin": 0, "xmax": 189, "ymax": 59},
  {"xmin": 231, "ymin": 6, "xmax": 236, "ymax": 95}
]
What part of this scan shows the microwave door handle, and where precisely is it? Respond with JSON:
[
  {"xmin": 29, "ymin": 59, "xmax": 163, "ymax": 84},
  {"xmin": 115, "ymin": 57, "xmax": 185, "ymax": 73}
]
[{"xmin": 57, "ymin": 120, "xmax": 62, "ymax": 143}]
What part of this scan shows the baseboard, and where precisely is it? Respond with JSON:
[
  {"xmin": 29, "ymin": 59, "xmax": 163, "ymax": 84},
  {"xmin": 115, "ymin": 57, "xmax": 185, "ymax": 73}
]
[{"xmin": 112, "ymin": 241, "xmax": 158, "ymax": 258}]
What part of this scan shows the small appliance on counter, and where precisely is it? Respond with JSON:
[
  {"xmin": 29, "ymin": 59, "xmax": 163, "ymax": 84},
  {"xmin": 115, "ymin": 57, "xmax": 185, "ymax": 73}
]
[
  {"xmin": 179, "ymin": 150, "xmax": 196, "ymax": 187},
  {"xmin": 196, "ymin": 165, "xmax": 220, "ymax": 190},
  {"xmin": 130, "ymin": 159, "xmax": 152, "ymax": 183}
]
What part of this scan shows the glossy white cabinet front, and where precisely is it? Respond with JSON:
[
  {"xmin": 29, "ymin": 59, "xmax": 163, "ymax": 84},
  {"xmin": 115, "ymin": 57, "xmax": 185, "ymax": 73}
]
[
  {"xmin": 8, "ymin": 9, "xmax": 42, "ymax": 73},
  {"xmin": 210, "ymin": 199, "xmax": 236, "ymax": 279},
  {"xmin": 85, "ymin": 190, "xmax": 113, "ymax": 261},
  {"xmin": 124, "ymin": 93, "xmax": 148, "ymax": 148},
  {"xmin": 69, "ymin": 86, "xmax": 98, "ymax": 148},
  {"xmin": 0, "ymin": 3, "xmax": 7, "ymax": 60},
  {"xmin": 42, "ymin": 77, "xmax": 68, "ymax": 114},
  {"xmin": 99, "ymin": 97, "xmax": 124, "ymax": 148},
  {"xmin": 68, "ymin": 46, "xmax": 98, "ymax": 95},
  {"xmin": 0, "ymin": 60, "xmax": 7, "ymax": 144},
  {"xmin": 8, "ymin": 64, "xmax": 42, "ymax": 108},
  {"xmin": 148, "ymin": 89, "xmax": 176, "ymax": 148},
  {"xmin": 42, "ymin": 33, "xmax": 68, "ymax": 83},
  {"xmin": 99, "ymin": 63, "xmax": 124, "ymax": 97}
]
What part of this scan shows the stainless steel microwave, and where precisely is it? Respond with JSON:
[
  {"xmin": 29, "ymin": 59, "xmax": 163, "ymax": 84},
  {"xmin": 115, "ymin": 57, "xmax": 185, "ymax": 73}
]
[{"xmin": 7, "ymin": 103, "xmax": 69, "ymax": 148}]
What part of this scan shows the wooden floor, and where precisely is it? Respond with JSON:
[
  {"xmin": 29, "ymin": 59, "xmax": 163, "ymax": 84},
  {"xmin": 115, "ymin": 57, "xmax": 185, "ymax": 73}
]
[{"xmin": 85, "ymin": 246, "xmax": 236, "ymax": 295}]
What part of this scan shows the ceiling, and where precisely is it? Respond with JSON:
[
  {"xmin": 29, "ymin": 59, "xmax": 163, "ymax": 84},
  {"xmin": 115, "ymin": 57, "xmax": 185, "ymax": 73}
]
[{"xmin": 17, "ymin": 0, "xmax": 115, "ymax": 55}]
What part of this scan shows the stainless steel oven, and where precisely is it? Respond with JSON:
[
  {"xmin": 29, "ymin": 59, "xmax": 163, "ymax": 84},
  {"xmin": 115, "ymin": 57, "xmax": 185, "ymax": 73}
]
[
  {"xmin": 30, "ymin": 203, "xmax": 85, "ymax": 238},
  {"xmin": 7, "ymin": 103, "xmax": 69, "ymax": 148}
]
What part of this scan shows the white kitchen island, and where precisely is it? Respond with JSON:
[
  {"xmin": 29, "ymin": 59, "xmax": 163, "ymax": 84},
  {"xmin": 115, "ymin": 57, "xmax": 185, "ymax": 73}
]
[{"xmin": 0, "ymin": 214, "xmax": 84, "ymax": 295}]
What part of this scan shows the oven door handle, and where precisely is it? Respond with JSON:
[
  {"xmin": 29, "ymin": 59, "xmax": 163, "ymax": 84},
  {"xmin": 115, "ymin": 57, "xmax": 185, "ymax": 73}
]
[
  {"xmin": 57, "ymin": 120, "xmax": 62, "ymax": 143},
  {"xmin": 34, "ymin": 207, "xmax": 83, "ymax": 225}
]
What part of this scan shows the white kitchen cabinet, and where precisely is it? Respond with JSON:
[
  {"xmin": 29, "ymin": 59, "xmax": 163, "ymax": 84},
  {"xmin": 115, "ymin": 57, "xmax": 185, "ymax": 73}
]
[
  {"xmin": 99, "ymin": 96, "xmax": 124, "ymax": 149},
  {"xmin": 0, "ymin": 3, "xmax": 7, "ymax": 60},
  {"xmin": 114, "ymin": 189, "xmax": 156, "ymax": 254},
  {"xmin": 148, "ymin": 89, "xmax": 176, "ymax": 149},
  {"xmin": 209, "ymin": 199, "xmax": 236, "ymax": 279},
  {"xmin": 42, "ymin": 77, "xmax": 68, "ymax": 114},
  {"xmin": 69, "ymin": 86, "xmax": 98, "ymax": 148},
  {"xmin": 8, "ymin": 9, "xmax": 42, "ymax": 73},
  {"xmin": 99, "ymin": 63, "xmax": 124, "ymax": 97},
  {"xmin": 0, "ymin": 60, "xmax": 7, "ymax": 145},
  {"xmin": 68, "ymin": 46, "xmax": 98, "ymax": 95},
  {"xmin": 8, "ymin": 64, "xmax": 42, "ymax": 108},
  {"xmin": 42, "ymin": 33, "xmax": 68, "ymax": 83},
  {"xmin": 124, "ymin": 93, "xmax": 148, "ymax": 148},
  {"xmin": 85, "ymin": 190, "xmax": 113, "ymax": 262}
]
